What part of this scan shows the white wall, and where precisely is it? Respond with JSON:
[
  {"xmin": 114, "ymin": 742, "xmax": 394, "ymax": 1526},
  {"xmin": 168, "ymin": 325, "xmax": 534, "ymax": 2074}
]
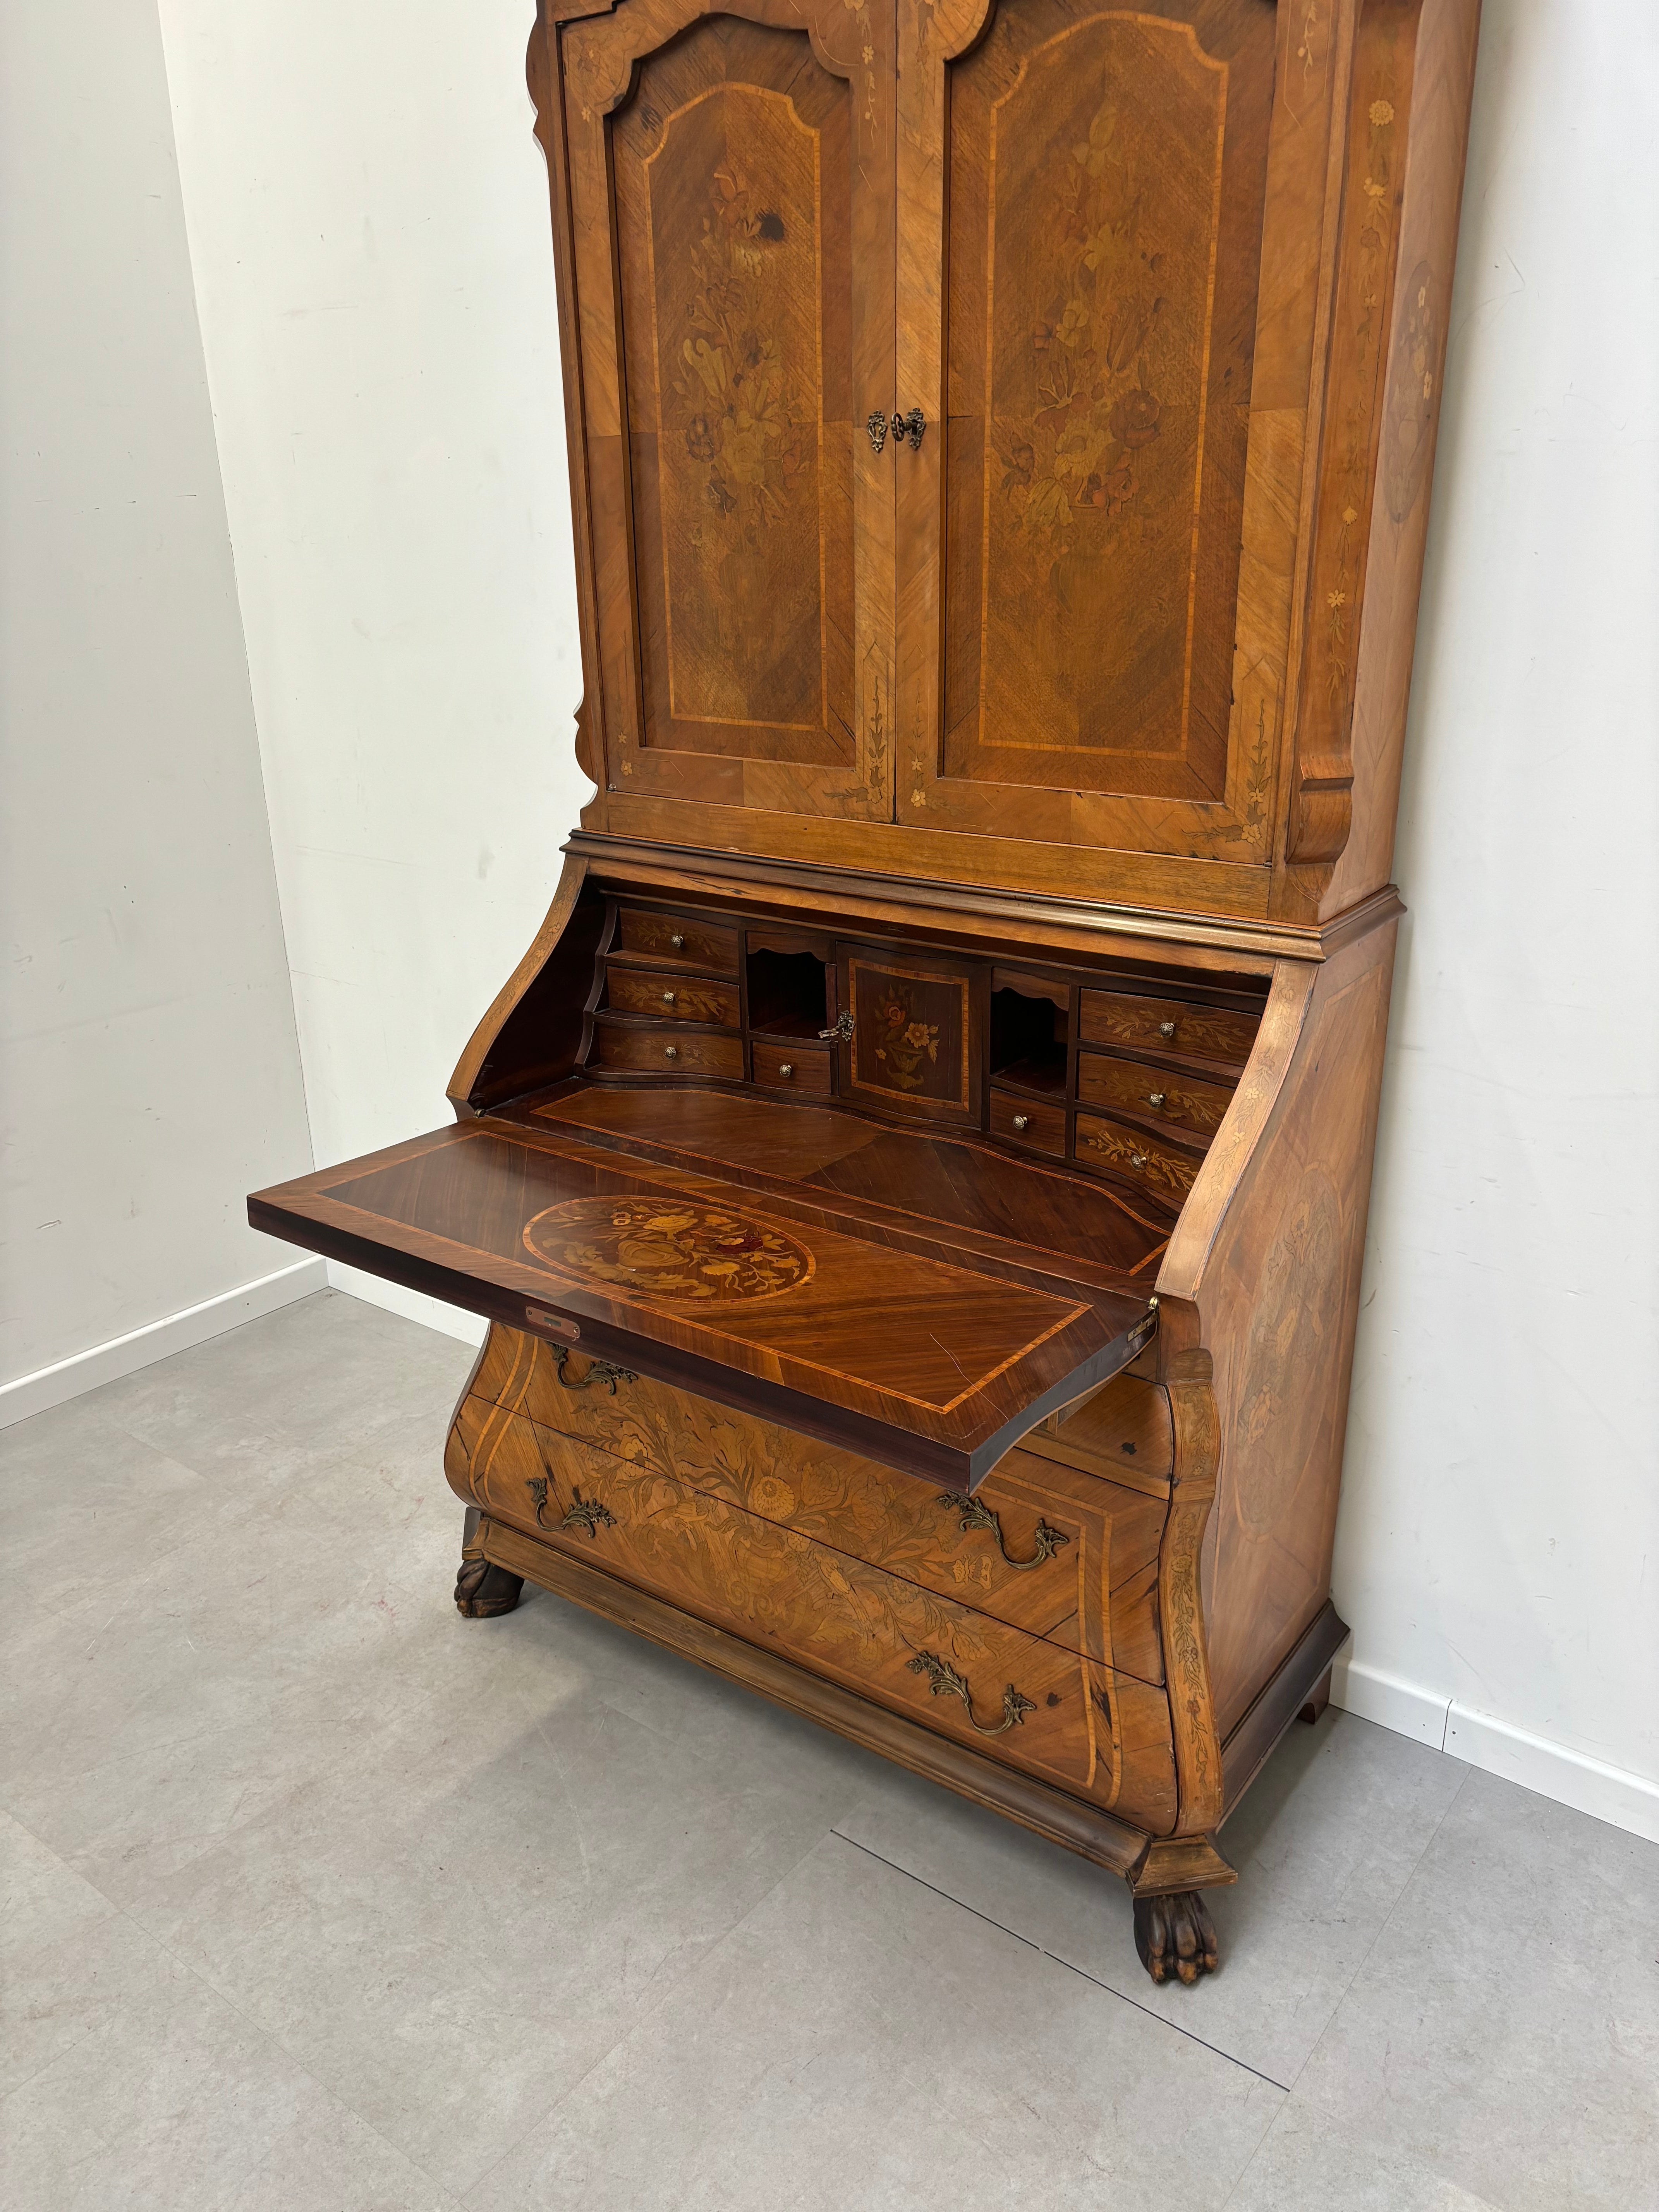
[
  {"xmin": 156, "ymin": 0, "xmax": 591, "ymax": 1345},
  {"xmin": 1334, "ymin": 1, "xmax": 1659, "ymax": 1832},
  {"xmin": 0, "ymin": 0, "xmax": 316, "ymax": 1417},
  {"xmin": 151, "ymin": 0, "xmax": 1658, "ymax": 1828}
]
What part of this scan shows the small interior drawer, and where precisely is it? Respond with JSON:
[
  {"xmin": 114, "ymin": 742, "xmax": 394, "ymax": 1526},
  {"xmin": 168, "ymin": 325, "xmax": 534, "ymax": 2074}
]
[
  {"xmin": 606, "ymin": 963, "xmax": 739, "ymax": 1029},
  {"xmin": 614, "ymin": 907, "xmax": 739, "ymax": 975},
  {"xmin": 752, "ymin": 1040, "xmax": 832, "ymax": 1094},
  {"xmin": 589, "ymin": 1017, "xmax": 744, "ymax": 1080},
  {"xmin": 1078, "ymin": 989, "xmax": 1257, "ymax": 1068},
  {"xmin": 990, "ymin": 1088, "xmax": 1066, "ymax": 1158},
  {"xmin": 1076, "ymin": 1051, "xmax": 1234, "ymax": 1140},
  {"xmin": 1073, "ymin": 1111, "xmax": 1201, "ymax": 1209}
]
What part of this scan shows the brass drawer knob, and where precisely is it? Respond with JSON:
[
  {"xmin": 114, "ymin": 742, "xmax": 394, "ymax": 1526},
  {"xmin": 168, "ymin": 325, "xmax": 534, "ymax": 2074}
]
[
  {"xmin": 938, "ymin": 1492, "xmax": 1068, "ymax": 1572},
  {"xmin": 907, "ymin": 1650, "xmax": 1035, "ymax": 1735},
  {"xmin": 1158, "ymin": 1019, "xmax": 1176, "ymax": 1038},
  {"xmin": 1012, "ymin": 1113, "xmax": 1029, "ymax": 1132},
  {"xmin": 1147, "ymin": 1092, "xmax": 1166, "ymax": 1110},
  {"xmin": 1130, "ymin": 1151, "xmax": 1148, "ymax": 1170},
  {"xmin": 661, "ymin": 989, "xmax": 677, "ymax": 1005},
  {"xmin": 669, "ymin": 931, "xmax": 685, "ymax": 949},
  {"xmin": 778, "ymin": 1062, "xmax": 794, "ymax": 1079},
  {"xmin": 663, "ymin": 1044, "xmax": 679, "ymax": 1060}
]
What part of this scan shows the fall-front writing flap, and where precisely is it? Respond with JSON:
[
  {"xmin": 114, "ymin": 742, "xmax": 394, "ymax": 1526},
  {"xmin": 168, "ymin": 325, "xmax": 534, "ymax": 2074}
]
[{"xmin": 248, "ymin": 1114, "xmax": 1156, "ymax": 1486}]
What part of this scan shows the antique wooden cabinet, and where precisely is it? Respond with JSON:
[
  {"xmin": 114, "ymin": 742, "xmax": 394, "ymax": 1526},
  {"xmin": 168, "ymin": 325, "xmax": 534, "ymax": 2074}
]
[{"xmin": 251, "ymin": 0, "xmax": 1481, "ymax": 1984}]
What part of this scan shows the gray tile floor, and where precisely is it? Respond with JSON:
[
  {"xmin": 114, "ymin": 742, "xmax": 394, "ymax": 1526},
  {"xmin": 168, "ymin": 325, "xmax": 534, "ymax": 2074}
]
[{"xmin": 3, "ymin": 1292, "xmax": 1655, "ymax": 2210}]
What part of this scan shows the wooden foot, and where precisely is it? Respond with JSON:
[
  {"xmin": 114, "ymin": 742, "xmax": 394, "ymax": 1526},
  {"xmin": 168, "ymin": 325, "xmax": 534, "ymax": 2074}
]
[
  {"xmin": 1298, "ymin": 1662, "xmax": 1334, "ymax": 1726},
  {"xmin": 455, "ymin": 1506, "xmax": 523, "ymax": 1617},
  {"xmin": 1133, "ymin": 1889, "xmax": 1219, "ymax": 1986}
]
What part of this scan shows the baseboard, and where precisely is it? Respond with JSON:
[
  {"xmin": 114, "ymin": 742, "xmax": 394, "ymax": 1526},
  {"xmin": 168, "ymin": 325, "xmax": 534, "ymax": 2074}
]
[
  {"xmin": 1333, "ymin": 1654, "xmax": 1659, "ymax": 1845},
  {"xmin": 325, "ymin": 1260, "xmax": 487, "ymax": 1348},
  {"xmin": 0, "ymin": 1258, "xmax": 328, "ymax": 1428},
  {"xmin": 1331, "ymin": 1655, "xmax": 1451, "ymax": 1747},
  {"xmin": 1444, "ymin": 1704, "xmax": 1659, "ymax": 1847}
]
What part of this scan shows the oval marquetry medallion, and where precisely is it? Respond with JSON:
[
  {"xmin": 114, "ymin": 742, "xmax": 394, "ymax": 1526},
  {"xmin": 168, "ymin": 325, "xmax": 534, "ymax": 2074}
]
[{"xmin": 523, "ymin": 1197, "xmax": 814, "ymax": 1305}]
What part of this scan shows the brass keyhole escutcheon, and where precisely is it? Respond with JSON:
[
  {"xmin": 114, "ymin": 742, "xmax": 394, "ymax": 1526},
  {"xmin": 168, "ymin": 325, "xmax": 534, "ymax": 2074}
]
[{"xmin": 866, "ymin": 410, "xmax": 889, "ymax": 453}]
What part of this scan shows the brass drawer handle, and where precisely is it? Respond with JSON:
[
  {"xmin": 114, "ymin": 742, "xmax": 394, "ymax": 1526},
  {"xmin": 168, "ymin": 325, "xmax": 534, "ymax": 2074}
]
[
  {"xmin": 777, "ymin": 1062, "xmax": 794, "ymax": 1078},
  {"xmin": 1158, "ymin": 1019, "xmax": 1176, "ymax": 1038},
  {"xmin": 938, "ymin": 1492, "xmax": 1069, "ymax": 1572},
  {"xmin": 1130, "ymin": 1151, "xmax": 1148, "ymax": 1170},
  {"xmin": 669, "ymin": 931, "xmax": 685, "ymax": 949},
  {"xmin": 907, "ymin": 1650, "xmax": 1036, "ymax": 1735},
  {"xmin": 527, "ymin": 1475, "xmax": 616, "ymax": 1539},
  {"xmin": 551, "ymin": 1346, "xmax": 636, "ymax": 1394},
  {"xmin": 1012, "ymin": 1113, "xmax": 1029, "ymax": 1133},
  {"xmin": 663, "ymin": 1044, "xmax": 679, "ymax": 1060},
  {"xmin": 1147, "ymin": 1091, "xmax": 1166, "ymax": 1110},
  {"xmin": 661, "ymin": 989, "xmax": 677, "ymax": 1005}
]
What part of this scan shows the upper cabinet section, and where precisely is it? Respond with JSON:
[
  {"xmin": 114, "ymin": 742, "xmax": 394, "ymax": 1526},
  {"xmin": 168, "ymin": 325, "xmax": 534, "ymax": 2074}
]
[{"xmin": 532, "ymin": 0, "xmax": 1481, "ymax": 924}]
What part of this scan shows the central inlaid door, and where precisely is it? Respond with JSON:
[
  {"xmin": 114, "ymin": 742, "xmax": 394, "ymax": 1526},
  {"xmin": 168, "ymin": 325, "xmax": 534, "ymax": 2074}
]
[
  {"xmin": 894, "ymin": 0, "xmax": 1310, "ymax": 864},
  {"xmin": 562, "ymin": 0, "xmax": 896, "ymax": 819}
]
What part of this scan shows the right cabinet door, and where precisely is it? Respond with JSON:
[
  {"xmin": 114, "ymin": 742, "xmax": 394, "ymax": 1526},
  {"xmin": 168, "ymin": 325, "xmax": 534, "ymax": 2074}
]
[{"xmin": 895, "ymin": 0, "xmax": 1319, "ymax": 863}]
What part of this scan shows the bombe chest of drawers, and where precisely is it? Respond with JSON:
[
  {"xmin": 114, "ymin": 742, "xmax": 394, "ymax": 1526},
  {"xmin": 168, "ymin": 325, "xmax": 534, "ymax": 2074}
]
[{"xmin": 252, "ymin": 0, "xmax": 1482, "ymax": 1985}]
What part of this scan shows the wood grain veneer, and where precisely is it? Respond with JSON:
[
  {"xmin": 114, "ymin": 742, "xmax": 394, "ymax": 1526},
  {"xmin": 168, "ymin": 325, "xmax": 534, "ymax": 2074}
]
[{"xmin": 249, "ymin": 0, "xmax": 1480, "ymax": 1990}]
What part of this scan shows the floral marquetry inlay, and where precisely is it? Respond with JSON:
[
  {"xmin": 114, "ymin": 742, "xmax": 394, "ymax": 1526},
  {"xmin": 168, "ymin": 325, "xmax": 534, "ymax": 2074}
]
[{"xmin": 524, "ymin": 1198, "xmax": 814, "ymax": 1305}]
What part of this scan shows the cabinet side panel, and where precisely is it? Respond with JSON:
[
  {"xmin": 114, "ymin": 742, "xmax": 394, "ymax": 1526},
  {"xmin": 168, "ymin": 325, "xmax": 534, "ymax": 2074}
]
[{"xmin": 1179, "ymin": 920, "xmax": 1396, "ymax": 1737}]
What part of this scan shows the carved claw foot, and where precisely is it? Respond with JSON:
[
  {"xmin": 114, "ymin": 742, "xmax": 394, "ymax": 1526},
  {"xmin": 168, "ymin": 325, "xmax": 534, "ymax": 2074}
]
[
  {"xmin": 1133, "ymin": 1889, "xmax": 1219, "ymax": 1986},
  {"xmin": 454, "ymin": 1555, "xmax": 524, "ymax": 1618}
]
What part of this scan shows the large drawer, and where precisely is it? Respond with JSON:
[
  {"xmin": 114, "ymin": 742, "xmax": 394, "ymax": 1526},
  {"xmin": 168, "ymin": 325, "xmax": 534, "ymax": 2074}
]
[
  {"xmin": 448, "ymin": 1397, "xmax": 1177, "ymax": 1832},
  {"xmin": 453, "ymin": 1328, "xmax": 1168, "ymax": 1683}
]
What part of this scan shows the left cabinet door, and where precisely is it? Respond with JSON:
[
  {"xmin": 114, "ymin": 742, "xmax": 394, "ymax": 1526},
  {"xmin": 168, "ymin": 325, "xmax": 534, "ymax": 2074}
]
[{"xmin": 558, "ymin": 0, "xmax": 896, "ymax": 819}]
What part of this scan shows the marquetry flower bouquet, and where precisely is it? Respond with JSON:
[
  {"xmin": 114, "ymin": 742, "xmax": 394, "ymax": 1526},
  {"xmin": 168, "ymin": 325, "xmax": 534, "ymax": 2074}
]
[
  {"xmin": 675, "ymin": 160, "xmax": 808, "ymax": 531},
  {"xmin": 1001, "ymin": 98, "xmax": 1166, "ymax": 568},
  {"xmin": 872, "ymin": 989, "xmax": 941, "ymax": 1092}
]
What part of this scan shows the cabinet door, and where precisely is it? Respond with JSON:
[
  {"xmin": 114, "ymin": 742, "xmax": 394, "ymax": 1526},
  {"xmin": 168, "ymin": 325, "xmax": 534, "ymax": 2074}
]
[
  {"xmin": 895, "ymin": 0, "xmax": 1319, "ymax": 862},
  {"xmin": 562, "ymin": 0, "xmax": 895, "ymax": 819}
]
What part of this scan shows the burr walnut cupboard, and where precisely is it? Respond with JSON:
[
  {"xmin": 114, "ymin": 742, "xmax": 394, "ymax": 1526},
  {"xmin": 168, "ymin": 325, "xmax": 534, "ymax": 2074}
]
[{"xmin": 250, "ymin": 0, "xmax": 1482, "ymax": 1983}]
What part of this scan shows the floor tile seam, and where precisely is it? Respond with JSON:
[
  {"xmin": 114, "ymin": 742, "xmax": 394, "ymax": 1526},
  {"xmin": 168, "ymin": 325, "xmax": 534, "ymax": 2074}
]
[
  {"xmin": 829, "ymin": 1827, "xmax": 1291, "ymax": 2091},
  {"xmin": 456, "ymin": 1814, "xmax": 849, "ymax": 2206},
  {"xmin": 1271, "ymin": 1757, "xmax": 1479, "ymax": 2104}
]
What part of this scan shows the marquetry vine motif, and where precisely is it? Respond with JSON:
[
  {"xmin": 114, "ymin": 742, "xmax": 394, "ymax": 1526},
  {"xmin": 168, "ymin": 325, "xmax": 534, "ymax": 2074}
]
[
  {"xmin": 671, "ymin": 156, "xmax": 811, "ymax": 534},
  {"xmin": 1160, "ymin": 1364, "xmax": 1223, "ymax": 1831},
  {"xmin": 1384, "ymin": 258, "xmax": 1440, "ymax": 523},
  {"xmin": 1309, "ymin": 69, "xmax": 1406, "ymax": 735},
  {"xmin": 1075, "ymin": 1120, "xmax": 1199, "ymax": 1204},
  {"xmin": 523, "ymin": 1198, "xmax": 814, "ymax": 1305}
]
